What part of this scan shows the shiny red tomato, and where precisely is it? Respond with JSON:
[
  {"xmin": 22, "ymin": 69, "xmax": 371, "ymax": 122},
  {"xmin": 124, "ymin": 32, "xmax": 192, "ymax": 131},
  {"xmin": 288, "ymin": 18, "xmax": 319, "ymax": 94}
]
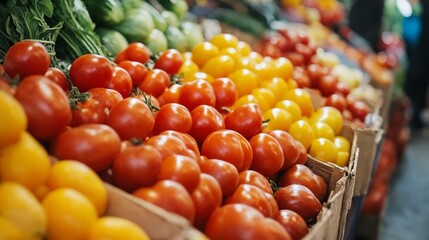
[
  {"xmin": 294, "ymin": 43, "xmax": 314, "ymax": 64},
  {"xmin": 106, "ymin": 66, "xmax": 133, "ymax": 98},
  {"xmin": 157, "ymin": 83, "xmax": 182, "ymax": 106},
  {"xmin": 191, "ymin": 173, "xmax": 223, "ymax": 230},
  {"xmin": 15, "ymin": 75, "xmax": 71, "ymax": 141},
  {"xmin": 105, "ymin": 97, "xmax": 155, "ymax": 141},
  {"xmin": 238, "ymin": 170, "xmax": 273, "ymax": 195},
  {"xmin": 249, "ymin": 133, "xmax": 284, "ymax": 177},
  {"xmin": 44, "ymin": 67, "xmax": 70, "ymax": 92},
  {"xmin": 158, "ymin": 130, "xmax": 200, "ymax": 158},
  {"xmin": 198, "ymin": 158, "xmax": 239, "ymax": 196},
  {"xmin": 318, "ymin": 75, "xmax": 339, "ymax": 97},
  {"xmin": 335, "ymin": 81, "xmax": 350, "ymax": 96},
  {"xmin": 145, "ymin": 134, "xmax": 196, "ymax": 160},
  {"xmin": 115, "ymin": 42, "xmax": 151, "ymax": 64},
  {"xmin": 348, "ymin": 100, "xmax": 370, "ymax": 122},
  {"xmin": 325, "ymin": 93, "xmax": 347, "ymax": 112},
  {"xmin": 69, "ymin": 54, "xmax": 113, "ymax": 92},
  {"xmin": 118, "ymin": 60, "xmax": 149, "ymax": 87},
  {"xmin": 154, "ymin": 49, "xmax": 184, "ymax": 75},
  {"xmin": 205, "ymin": 204, "xmax": 291, "ymax": 240},
  {"xmin": 275, "ymin": 184, "xmax": 322, "ymax": 222},
  {"xmin": 51, "ymin": 124, "xmax": 121, "ymax": 172},
  {"xmin": 133, "ymin": 180, "xmax": 195, "ymax": 223},
  {"xmin": 4, "ymin": 41, "xmax": 50, "ymax": 79},
  {"xmin": 295, "ymin": 141, "xmax": 308, "ymax": 165},
  {"xmin": 152, "ymin": 103, "xmax": 192, "ymax": 134},
  {"xmin": 138, "ymin": 69, "xmax": 170, "ymax": 98},
  {"xmin": 112, "ymin": 145, "xmax": 162, "ymax": 192},
  {"xmin": 189, "ymin": 105, "xmax": 225, "ymax": 143},
  {"xmin": 224, "ymin": 103, "xmax": 263, "ymax": 139},
  {"xmin": 276, "ymin": 210, "xmax": 309, "ymax": 240},
  {"xmin": 179, "ymin": 79, "xmax": 216, "ymax": 111},
  {"xmin": 284, "ymin": 52, "xmax": 305, "ymax": 67},
  {"xmin": 211, "ymin": 77, "xmax": 238, "ymax": 111},
  {"xmin": 157, "ymin": 155, "xmax": 201, "ymax": 193},
  {"xmin": 306, "ymin": 64, "xmax": 329, "ymax": 88},
  {"xmin": 267, "ymin": 130, "xmax": 300, "ymax": 170},
  {"xmin": 293, "ymin": 67, "xmax": 311, "ymax": 88}
]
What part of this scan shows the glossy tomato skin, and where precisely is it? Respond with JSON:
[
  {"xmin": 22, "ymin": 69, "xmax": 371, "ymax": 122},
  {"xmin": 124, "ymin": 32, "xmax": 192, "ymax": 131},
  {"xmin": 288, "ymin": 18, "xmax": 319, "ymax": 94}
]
[
  {"xmin": 138, "ymin": 69, "xmax": 170, "ymax": 98},
  {"xmin": 145, "ymin": 134, "xmax": 196, "ymax": 160},
  {"xmin": 118, "ymin": 61, "xmax": 148, "ymax": 87},
  {"xmin": 238, "ymin": 170, "xmax": 273, "ymax": 195},
  {"xmin": 276, "ymin": 209, "xmax": 309, "ymax": 240},
  {"xmin": 295, "ymin": 141, "xmax": 308, "ymax": 165},
  {"xmin": 152, "ymin": 103, "xmax": 192, "ymax": 134},
  {"xmin": 205, "ymin": 204, "xmax": 291, "ymax": 240},
  {"xmin": 44, "ymin": 67, "xmax": 70, "ymax": 92},
  {"xmin": 158, "ymin": 130, "xmax": 200, "ymax": 158},
  {"xmin": 69, "ymin": 54, "xmax": 114, "ymax": 92},
  {"xmin": 157, "ymin": 83, "xmax": 182, "ymax": 106},
  {"xmin": 191, "ymin": 173, "xmax": 223, "ymax": 230},
  {"xmin": 275, "ymin": 184, "xmax": 322, "ymax": 222},
  {"xmin": 157, "ymin": 155, "xmax": 201, "ymax": 193},
  {"xmin": 189, "ymin": 105, "xmax": 225, "ymax": 143},
  {"xmin": 267, "ymin": 130, "xmax": 300, "ymax": 170},
  {"xmin": 105, "ymin": 97, "xmax": 155, "ymax": 141},
  {"xmin": 133, "ymin": 180, "xmax": 195, "ymax": 223},
  {"xmin": 318, "ymin": 75, "xmax": 338, "ymax": 97},
  {"xmin": 4, "ymin": 41, "xmax": 50, "ymax": 79},
  {"xmin": 107, "ymin": 66, "xmax": 133, "ymax": 98},
  {"xmin": 154, "ymin": 49, "xmax": 184, "ymax": 75},
  {"xmin": 199, "ymin": 159, "xmax": 239, "ymax": 197},
  {"xmin": 112, "ymin": 145, "xmax": 163, "ymax": 192},
  {"xmin": 224, "ymin": 103, "xmax": 263, "ymax": 139},
  {"xmin": 211, "ymin": 77, "xmax": 238, "ymax": 111},
  {"xmin": 123, "ymin": 42, "xmax": 151, "ymax": 64},
  {"xmin": 348, "ymin": 100, "xmax": 370, "ymax": 122},
  {"xmin": 277, "ymin": 164, "xmax": 327, "ymax": 201},
  {"xmin": 51, "ymin": 124, "xmax": 121, "ymax": 172},
  {"xmin": 325, "ymin": 93, "xmax": 347, "ymax": 112},
  {"xmin": 15, "ymin": 75, "xmax": 71, "ymax": 141},
  {"xmin": 179, "ymin": 79, "xmax": 216, "ymax": 111},
  {"xmin": 249, "ymin": 133, "xmax": 284, "ymax": 177}
]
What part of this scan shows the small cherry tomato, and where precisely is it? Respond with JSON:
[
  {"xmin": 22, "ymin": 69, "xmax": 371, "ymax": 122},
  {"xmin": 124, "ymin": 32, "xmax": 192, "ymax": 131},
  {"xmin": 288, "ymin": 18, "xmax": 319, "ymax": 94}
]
[
  {"xmin": 154, "ymin": 49, "xmax": 184, "ymax": 75},
  {"xmin": 70, "ymin": 54, "xmax": 113, "ymax": 92}
]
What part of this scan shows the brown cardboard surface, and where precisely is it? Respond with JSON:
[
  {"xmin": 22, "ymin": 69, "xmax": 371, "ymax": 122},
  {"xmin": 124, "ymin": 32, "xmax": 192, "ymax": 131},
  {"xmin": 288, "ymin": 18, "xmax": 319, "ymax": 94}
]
[{"xmin": 303, "ymin": 208, "xmax": 332, "ymax": 240}]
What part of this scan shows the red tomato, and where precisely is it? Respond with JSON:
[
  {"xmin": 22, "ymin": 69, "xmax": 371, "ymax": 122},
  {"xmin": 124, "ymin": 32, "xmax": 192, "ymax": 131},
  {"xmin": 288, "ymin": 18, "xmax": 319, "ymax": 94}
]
[
  {"xmin": 199, "ymin": 159, "xmax": 239, "ymax": 196},
  {"xmin": 191, "ymin": 173, "xmax": 223, "ymax": 230},
  {"xmin": 158, "ymin": 83, "xmax": 182, "ymax": 106},
  {"xmin": 239, "ymin": 134, "xmax": 254, "ymax": 171},
  {"xmin": 112, "ymin": 145, "xmax": 162, "ymax": 192},
  {"xmin": 118, "ymin": 42, "xmax": 151, "ymax": 64},
  {"xmin": 306, "ymin": 64, "xmax": 329, "ymax": 88},
  {"xmin": 295, "ymin": 141, "xmax": 308, "ymax": 165},
  {"xmin": 138, "ymin": 69, "xmax": 170, "ymax": 98},
  {"xmin": 51, "ymin": 124, "xmax": 121, "ymax": 172},
  {"xmin": 325, "ymin": 93, "xmax": 347, "ymax": 112},
  {"xmin": 260, "ymin": 43, "xmax": 281, "ymax": 58},
  {"xmin": 133, "ymin": 180, "xmax": 195, "ymax": 223},
  {"xmin": 118, "ymin": 61, "xmax": 149, "ymax": 87},
  {"xmin": 294, "ymin": 43, "xmax": 313, "ymax": 64},
  {"xmin": 179, "ymin": 79, "xmax": 216, "ymax": 111},
  {"xmin": 189, "ymin": 105, "xmax": 225, "ymax": 143},
  {"xmin": 106, "ymin": 66, "xmax": 133, "ymax": 98},
  {"xmin": 224, "ymin": 103, "xmax": 263, "ymax": 139},
  {"xmin": 145, "ymin": 134, "xmax": 196, "ymax": 160},
  {"xmin": 335, "ymin": 81, "xmax": 350, "ymax": 96},
  {"xmin": 105, "ymin": 98, "xmax": 155, "ymax": 141},
  {"xmin": 0, "ymin": 76, "xmax": 15, "ymax": 95},
  {"xmin": 293, "ymin": 68, "xmax": 311, "ymax": 88},
  {"xmin": 318, "ymin": 75, "xmax": 339, "ymax": 97},
  {"xmin": 225, "ymin": 184, "xmax": 278, "ymax": 218},
  {"xmin": 249, "ymin": 133, "xmax": 284, "ymax": 177},
  {"xmin": 205, "ymin": 204, "xmax": 291, "ymax": 240},
  {"xmin": 201, "ymin": 130, "xmax": 246, "ymax": 171},
  {"xmin": 154, "ymin": 49, "xmax": 184, "ymax": 75},
  {"xmin": 276, "ymin": 210, "xmax": 309, "ymax": 240},
  {"xmin": 15, "ymin": 75, "xmax": 71, "ymax": 141},
  {"xmin": 238, "ymin": 170, "xmax": 273, "ymax": 195},
  {"xmin": 152, "ymin": 103, "xmax": 192, "ymax": 134},
  {"xmin": 267, "ymin": 130, "xmax": 300, "ymax": 170},
  {"xmin": 284, "ymin": 52, "xmax": 305, "ymax": 67},
  {"xmin": 342, "ymin": 109, "xmax": 354, "ymax": 122},
  {"xmin": 44, "ymin": 67, "xmax": 70, "ymax": 92},
  {"xmin": 275, "ymin": 184, "xmax": 322, "ymax": 222},
  {"xmin": 4, "ymin": 41, "xmax": 50, "ymax": 79},
  {"xmin": 277, "ymin": 164, "xmax": 327, "ymax": 201},
  {"xmin": 211, "ymin": 77, "xmax": 238, "ymax": 111},
  {"xmin": 158, "ymin": 130, "xmax": 200, "ymax": 158},
  {"xmin": 69, "ymin": 54, "xmax": 113, "ymax": 92},
  {"xmin": 348, "ymin": 100, "xmax": 370, "ymax": 122},
  {"xmin": 157, "ymin": 155, "xmax": 201, "ymax": 193}
]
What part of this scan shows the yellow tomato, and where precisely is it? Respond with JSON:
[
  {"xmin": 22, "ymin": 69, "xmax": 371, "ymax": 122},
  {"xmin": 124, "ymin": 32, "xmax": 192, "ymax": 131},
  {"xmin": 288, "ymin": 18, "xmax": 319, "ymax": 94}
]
[
  {"xmin": 309, "ymin": 138, "xmax": 338, "ymax": 163},
  {"xmin": 182, "ymin": 52, "xmax": 193, "ymax": 60},
  {"xmin": 282, "ymin": 88, "xmax": 314, "ymax": 117},
  {"xmin": 336, "ymin": 151, "xmax": 350, "ymax": 167},
  {"xmin": 47, "ymin": 160, "xmax": 107, "ymax": 216},
  {"xmin": 287, "ymin": 78, "xmax": 298, "ymax": 89},
  {"xmin": 219, "ymin": 47, "xmax": 242, "ymax": 65},
  {"xmin": 0, "ymin": 132, "xmax": 50, "ymax": 191},
  {"xmin": 310, "ymin": 106, "xmax": 344, "ymax": 134},
  {"xmin": 0, "ymin": 217, "xmax": 30, "ymax": 240},
  {"xmin": 0, "ymin": 182, "xmax": 47, "ymax": 240},
  {"xmin": 288, "ymin": 120, "xmax": 315, "ymax": 149},
  {"xmin": 236, "ymin": 41, "xmax": 252, "ymax": 56},
  {"xmin": 192, "ymin": 42, "xmax": 219, "ymax": 68},
  {"xmin": 311, "ymin": 122, "xmax": 335, "ymax": 141},
  {"xmin": 88, "ymin": 217, "xmax": 150, "ymax": 240},
  {"xmin": 232, "ymin": 94, "xmax": 270, "ymax": 113},
  {"xmin": 272, "ymin": 57, "xmax": 294, "ymax": 81},
  {"xmin": 188, "ymin": 71, "xmax": 215, "ymax": 84},
  {"xmin": 248, "ymin": 51, "xmax": 263, "ymax": 63},
  {"xmin": 263, "ymin": 108, "xmax": 293, "ymax": 132},
  {"xmin": 0, "ymin": 90, "xmax": 27, "ymax": 147},
  {"xmin": 42, "ymin": 188, "xmax": 98, "ymax": 240},
  {"xmin": 179, "ymin": 60, "xmax": 199, "ymax": 82},
  {"xmin": 201, "ymin": 55, "xmax": 236, "ymax": 78},
  {"xmin": 252, "ymin": 88, "xmax": 276, "ymax": 108},
  {"xmin": 254, "ymin": 62, "xmax": 276, "ymax": 80},
  {"xmin": 259, "ymin": 77, "xmax": 289, "ymax": 102},
  {"xmin": 228, "ymin": 68, "xmax": 259, "ymax": 97},
  {"xmin": 33, "ymin": 184, "xmax": 50, "ymax": 201},
  {"xmin": 334, "ymin": 136, "xmax": 351, "ymax": 153},
  {"xmin": 210, "ymin": 33, "xmax": 239, "ymax": 50},
  {"xmin": 235, "ymin": 57, "xmax": 259, "ymax": 71},
  {"xmin": 275, "ymin": 100, "xmax": 302, "ymax": 122}
]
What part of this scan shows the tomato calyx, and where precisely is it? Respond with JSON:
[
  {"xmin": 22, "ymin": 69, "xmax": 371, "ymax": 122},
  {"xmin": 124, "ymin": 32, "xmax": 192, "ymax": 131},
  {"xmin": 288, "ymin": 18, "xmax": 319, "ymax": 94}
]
[
  {"xmin": 129, "ymin": 137, "xmax": 144, "ymax": 146},
  {"xmin": 170, "ymin": 73, "xmax": 184, "ymax": 85},
  {"xmin": 131, "ymin": 89, "xmax": 160, "ymax": 113},
  {"xmin": 262, "ymin": 119, "xmax": 270, "ymax": 129},
  {"xmin": 268, "ymin": 177, "xmax": 280, "ymax": 194},
  {"xmin": 68, "ymin": 86, "xmax": 90, "ymax": 110}
]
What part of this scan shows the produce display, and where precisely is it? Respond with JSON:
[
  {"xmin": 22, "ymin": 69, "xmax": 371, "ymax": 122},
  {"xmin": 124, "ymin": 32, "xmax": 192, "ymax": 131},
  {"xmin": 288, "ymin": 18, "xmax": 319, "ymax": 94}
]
[{"xmin": 0, "ymin": 0, "xmax": 396, "ymax": 239}]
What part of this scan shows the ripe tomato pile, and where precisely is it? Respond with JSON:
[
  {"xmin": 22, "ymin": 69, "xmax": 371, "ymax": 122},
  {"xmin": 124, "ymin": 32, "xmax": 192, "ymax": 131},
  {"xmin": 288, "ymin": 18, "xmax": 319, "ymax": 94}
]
[{"xmin": 0, "ymin": 33, "xmax": 360, "ymax": 239}]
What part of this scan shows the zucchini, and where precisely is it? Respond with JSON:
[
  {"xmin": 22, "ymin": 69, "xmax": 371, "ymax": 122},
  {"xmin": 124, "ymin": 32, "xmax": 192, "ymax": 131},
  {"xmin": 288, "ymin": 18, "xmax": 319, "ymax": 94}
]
[
  {"xmin": 144, "ymin": 28, "xmax": 168, "ymax": 54},
  {"xmin": 113, "ymin": 9, "xmax": 154, "ymax": 42},
  {"xmin": 161, "ymin": 10, "xmax": 180, "ymax": 27},
  {"xmin": 82, "ymin": 0, "xmax": 125, "ymax": 26},
  {"xmin": 121, "ymin": 0, "xmax": 144, "ymax": 13},
  {"xmin": 157, "ymin": 0, "xmax": 188, "ymax": 21},
  {"xmin": 165, "ymin": 26, "xmax": 187, "ymax": 52},
  {"xmin": 179, "ymin": 21, "xmax": 204, "ymax": 51},
  {"xmin": 96, "ymin": 28, "xmax": 128, "ymax": 58},
  {"xmin": 212, "ymin": 8, "xmax": 266, "ymax": 37},
  {"xmin": 140, "ymin": 2, "xmax": 168, "ymax": 32}
]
